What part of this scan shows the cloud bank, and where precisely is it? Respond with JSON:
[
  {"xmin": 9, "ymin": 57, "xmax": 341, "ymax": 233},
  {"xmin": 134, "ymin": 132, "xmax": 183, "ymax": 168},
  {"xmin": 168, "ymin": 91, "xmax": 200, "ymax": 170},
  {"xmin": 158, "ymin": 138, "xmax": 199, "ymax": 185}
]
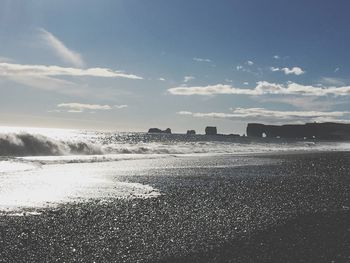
[
  {"xmin": 168, "ymin": 81, "xmax": 350, "ymax": 96},
  {"xmin": 0, "ymin": 62, "xmax": 143, "ymax": 79},
  {"xmin": 177, "ymin": 107, "xmax": 350, "ymax": 123},
  {"xmin": 56, "ymin": 103, "xmax": 128, "ymax": 113}
]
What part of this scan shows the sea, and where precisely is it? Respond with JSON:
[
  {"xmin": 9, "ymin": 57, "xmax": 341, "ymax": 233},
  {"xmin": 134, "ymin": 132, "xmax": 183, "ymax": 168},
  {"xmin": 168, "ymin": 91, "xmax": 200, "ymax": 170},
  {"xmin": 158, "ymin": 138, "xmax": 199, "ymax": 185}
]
[{"xmin": 1, "ymin": 126, "xmax": 349, "ymax": 213}]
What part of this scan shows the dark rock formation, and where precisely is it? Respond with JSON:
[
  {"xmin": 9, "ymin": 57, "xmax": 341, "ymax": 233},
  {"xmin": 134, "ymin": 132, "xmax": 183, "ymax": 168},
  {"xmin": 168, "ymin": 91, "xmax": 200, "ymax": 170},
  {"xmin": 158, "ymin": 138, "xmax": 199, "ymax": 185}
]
[
  {"xmin": 148, "ymin": 128, "xmax": 162, "ymax": 133},
  {"xmin": 247, "ymin": 122, "xmax": 350, "ymax": 140},
  {"xmin": 205, "ymin": 126, "xmax": 217, "ymax": 135},
  {"xmin": 186, "ymin": 130, "xmax": 196, "ymax": 135},
  {"xmin": 148, "ymin": 128, "xmax": 172, "ymax": 134},
  {"xmin": 227, "ymin": 134, "xmax": 240, "ymax": 137}
]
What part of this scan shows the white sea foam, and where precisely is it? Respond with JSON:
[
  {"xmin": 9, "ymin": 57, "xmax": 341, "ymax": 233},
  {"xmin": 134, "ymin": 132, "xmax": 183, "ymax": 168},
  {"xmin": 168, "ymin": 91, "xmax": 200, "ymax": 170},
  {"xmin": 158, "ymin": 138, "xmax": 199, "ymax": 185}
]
[{"xmin": 0, "ymin": 160, "xmax": 38, "ymax": 173}]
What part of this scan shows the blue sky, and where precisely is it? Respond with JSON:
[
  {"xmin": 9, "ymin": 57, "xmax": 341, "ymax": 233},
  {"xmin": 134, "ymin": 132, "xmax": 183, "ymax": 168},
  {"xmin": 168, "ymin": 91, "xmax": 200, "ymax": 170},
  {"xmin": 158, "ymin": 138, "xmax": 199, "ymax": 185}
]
[{"xmin": 1, "ymin": 0, "xmax": 350, "ymax": 134}]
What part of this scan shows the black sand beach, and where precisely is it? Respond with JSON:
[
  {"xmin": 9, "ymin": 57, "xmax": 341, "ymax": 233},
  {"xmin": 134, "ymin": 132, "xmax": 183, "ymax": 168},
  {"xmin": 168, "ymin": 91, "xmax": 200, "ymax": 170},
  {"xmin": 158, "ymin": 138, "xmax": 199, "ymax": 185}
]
[{"xmin": 0, "ymin": 151, "xmax": 349, "ymax": 262}]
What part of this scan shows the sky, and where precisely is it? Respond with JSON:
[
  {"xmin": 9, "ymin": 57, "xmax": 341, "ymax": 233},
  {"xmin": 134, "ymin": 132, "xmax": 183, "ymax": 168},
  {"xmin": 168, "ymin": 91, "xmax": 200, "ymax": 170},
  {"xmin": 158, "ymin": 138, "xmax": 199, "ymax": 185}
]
[{"xmin": 1, "ymin": 0, "xmax": 350, "ymax": 134}]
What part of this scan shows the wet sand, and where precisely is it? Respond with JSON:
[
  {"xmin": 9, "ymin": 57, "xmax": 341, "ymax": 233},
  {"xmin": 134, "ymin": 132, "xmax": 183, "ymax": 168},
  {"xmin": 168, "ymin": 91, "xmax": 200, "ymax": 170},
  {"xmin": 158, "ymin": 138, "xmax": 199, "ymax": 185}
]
[{"xmin": 0, "ymin": 152, "xmax": 349, "ymax": 262}]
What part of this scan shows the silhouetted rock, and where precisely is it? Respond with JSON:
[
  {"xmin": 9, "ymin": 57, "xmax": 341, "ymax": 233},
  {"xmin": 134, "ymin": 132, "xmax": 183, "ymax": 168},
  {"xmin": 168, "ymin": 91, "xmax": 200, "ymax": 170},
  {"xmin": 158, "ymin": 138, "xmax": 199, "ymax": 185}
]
[
  {"xmin": 148, "ymin": 128, "xmax": 172, "ymax": 134},
  {"xmin": 186, "ymin": 130, "xmax": 196, "ymax": 135},
  {"xmin": 247, "ymin": 122, "xmax": 350, "ymax": 140},
  {"xmin": 205, "ymin": 126, "xmax": 217, "ymax": 135},
  {"xmin": 227, "ymin": 134, "xmax": 240, "ymax": 137},
  {"xmin": 148, "ymin": 128, "xmax": 162, "ymax": 133}
]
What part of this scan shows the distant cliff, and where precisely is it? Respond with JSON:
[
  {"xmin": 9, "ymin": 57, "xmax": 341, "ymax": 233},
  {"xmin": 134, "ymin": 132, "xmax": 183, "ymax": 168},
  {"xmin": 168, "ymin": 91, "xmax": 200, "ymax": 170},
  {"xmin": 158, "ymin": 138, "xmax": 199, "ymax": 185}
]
[
  {"xmin": 148, "ymin": 128, "xmax": 172, "ymax": 134},
  {"xmin": 205, "ymin": 126, "xmax": 217, "ymax": 135},
  {"xmin": 247, "ymin": 122, "xmax": 350, "ymax": 140},
  {"xmin": 186, "ymin": 130, "xmax": 196, "ymax": 135}
]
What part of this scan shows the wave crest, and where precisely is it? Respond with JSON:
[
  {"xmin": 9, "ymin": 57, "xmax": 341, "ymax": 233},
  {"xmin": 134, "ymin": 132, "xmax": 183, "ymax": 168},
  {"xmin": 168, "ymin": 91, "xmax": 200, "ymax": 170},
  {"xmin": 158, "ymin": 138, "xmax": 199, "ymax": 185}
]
[{"xmin": 0, "ymin": 133, "xmax": 103, "ymax": 156}]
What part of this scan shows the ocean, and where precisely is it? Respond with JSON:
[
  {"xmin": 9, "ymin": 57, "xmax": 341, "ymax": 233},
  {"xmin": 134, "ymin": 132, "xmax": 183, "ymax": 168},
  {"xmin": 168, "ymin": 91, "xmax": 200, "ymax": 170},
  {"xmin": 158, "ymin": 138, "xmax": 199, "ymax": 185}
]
[{"xmin": 0, "ymin": 126, "xmax": 349, "ymax": 212}]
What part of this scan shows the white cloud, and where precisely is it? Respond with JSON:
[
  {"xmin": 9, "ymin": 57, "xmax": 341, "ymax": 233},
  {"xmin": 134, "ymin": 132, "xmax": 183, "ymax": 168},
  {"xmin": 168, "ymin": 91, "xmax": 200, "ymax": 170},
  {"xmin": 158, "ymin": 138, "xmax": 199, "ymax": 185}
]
[
  {"xmin": 169, "ymin": 84, "xmax": 240, "ymax": 96},
  {"xmin": 270, "ymin": 67, "xmax": 280, "ymax": 72},
  {"xmin": 0, "ymin": 62, "xmax": 143, "ymax": 79},
  {"xmin": 246, "ymin": 60, "xmax": 254, "ymax": 66},
  {"xmin": 282, "ymin": 67, "xmax": 305, "ymax": 75},
  {"xmin": 334, "ymin": 67, "xmax": 340, "ymax": 73},
  {"xmin": 257, "ymin": 96, "xmax": 343, "ymax": 111},
  {"xmin": 177, "ymin": 107, "xmax": 350, "ymax": 123},
  {"xmin": 58, "ymin": 103, "xmax": 112, "ymax": 112},
  {"xmin": 236, "ymin": 65, "xmax": 243, "ymax": 71},
  {"xmin": 225, "ymin": 79, "xmax": 233, "ymax": 83},
  {"xmin": 177, "ymin": 111, "xmax": 193, "ymax": 115},
  {"xmin": 270, "ymin": 66, "xmax": 305, "ymax": 75},
  {"xmin": 0, "ymin": 62, "xmax": 142, "ymax": 95},
  {"xmin": 39, "ymin": 28, "xmax": 85, "ymax": 68},
  {"xmin": 193, "ymin": 57, "xmax": 212, "ymax": 63},
  {"xmin": 243, "ymin": 82, "xmax": 249, "ymax": 85},
  {"xmin": 158, "ymin": 77, "xmax": 166, "ymax": 81},
  {"xmin": 184, "ymin": 75, "xmax": 195, "ymax": 83},
  {"xmin": 282, "ymin": 82, "xmax": 350, "ymax": 96},
  {"xmin": 273, "ymin": 55, "xmax": 280, "ymax": 59},
  {"xmin": 56, "ymin": 103, "xmax": 128, "ymax": 113},
  {"xmin": 114, "ymin": 104, "xmax": 128, "ymax": 109},
  {"xmin": 168, "ymin": 81, "xmax": 350, "ymax": 97}
]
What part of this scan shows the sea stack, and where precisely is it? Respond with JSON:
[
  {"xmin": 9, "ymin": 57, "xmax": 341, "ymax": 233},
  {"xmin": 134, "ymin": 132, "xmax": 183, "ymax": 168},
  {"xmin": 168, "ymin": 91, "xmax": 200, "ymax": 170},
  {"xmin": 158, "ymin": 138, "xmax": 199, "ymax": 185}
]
[
  {"xmin": 205, "ymin": 126, "xmax": 217, "ymax": 135},
  {"xmin": 186, "ymin": 130, "xmax": 196, "ymax": 135},
  {"xmin": 246, "ymin": 122, "xmax": 350, "ymax": 140},
  {"xmin": 148, "ymin": 128, "xmax": 172, "ymax": 134}
]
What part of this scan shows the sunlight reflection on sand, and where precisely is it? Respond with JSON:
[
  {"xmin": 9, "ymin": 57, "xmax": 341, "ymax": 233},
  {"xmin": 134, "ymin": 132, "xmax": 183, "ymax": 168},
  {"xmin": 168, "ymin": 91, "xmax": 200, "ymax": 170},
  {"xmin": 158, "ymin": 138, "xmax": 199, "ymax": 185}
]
[{"xmin": 0, "ymin": 160, "xmax": 160, "ymax": 212}]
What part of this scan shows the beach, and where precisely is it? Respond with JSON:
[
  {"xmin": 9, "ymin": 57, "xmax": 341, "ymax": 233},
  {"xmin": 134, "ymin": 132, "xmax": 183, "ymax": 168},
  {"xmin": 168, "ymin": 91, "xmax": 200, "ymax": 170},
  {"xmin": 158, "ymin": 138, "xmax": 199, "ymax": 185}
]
[
  {"xmin": 0, "ymin": 151, "xmax": 349, "ymax": 262},
  {"xmin": 3, "ymin": 1, "xmax": 350, "ymax": 261}
]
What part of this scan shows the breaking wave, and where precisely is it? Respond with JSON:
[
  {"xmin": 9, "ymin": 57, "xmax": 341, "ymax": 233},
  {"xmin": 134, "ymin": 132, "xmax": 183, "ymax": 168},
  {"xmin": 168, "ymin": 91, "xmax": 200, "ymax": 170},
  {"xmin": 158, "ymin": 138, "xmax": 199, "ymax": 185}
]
[
  {"xmin": 0, "ymin": 133, "xmax": 103, "ymax": 157},
  {"xmin": 1, "ymin": 128, "xmax": 350, "ymax": 158}
]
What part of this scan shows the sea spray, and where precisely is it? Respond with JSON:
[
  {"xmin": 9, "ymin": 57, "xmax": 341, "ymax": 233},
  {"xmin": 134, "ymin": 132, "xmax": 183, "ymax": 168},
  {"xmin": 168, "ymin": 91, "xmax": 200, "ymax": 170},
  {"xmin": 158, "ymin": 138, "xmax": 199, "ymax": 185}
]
[
  {"xmin": 1, "ymin": 127, "xmax": 350, "ymax": 158},
  {"xmin": 0, "ymin": 133, "xmax": 103, "ymax": 156}
]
